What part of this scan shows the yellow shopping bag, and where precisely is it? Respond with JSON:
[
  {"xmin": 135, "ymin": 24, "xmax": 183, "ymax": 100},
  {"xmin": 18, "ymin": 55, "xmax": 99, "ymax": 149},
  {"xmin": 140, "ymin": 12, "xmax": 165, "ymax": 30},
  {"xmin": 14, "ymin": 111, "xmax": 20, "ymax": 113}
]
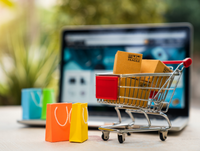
[{"xmin": 69, "ymin": 103, "xmax": 88, "ymax": 143}]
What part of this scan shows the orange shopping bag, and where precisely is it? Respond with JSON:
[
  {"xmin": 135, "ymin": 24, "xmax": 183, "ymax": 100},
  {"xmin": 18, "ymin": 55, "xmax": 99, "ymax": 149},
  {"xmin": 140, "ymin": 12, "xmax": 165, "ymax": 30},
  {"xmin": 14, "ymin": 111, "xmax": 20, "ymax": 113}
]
[{"xmin": 45, "ymin": 103, "xmax": 72, "ymax": 142}]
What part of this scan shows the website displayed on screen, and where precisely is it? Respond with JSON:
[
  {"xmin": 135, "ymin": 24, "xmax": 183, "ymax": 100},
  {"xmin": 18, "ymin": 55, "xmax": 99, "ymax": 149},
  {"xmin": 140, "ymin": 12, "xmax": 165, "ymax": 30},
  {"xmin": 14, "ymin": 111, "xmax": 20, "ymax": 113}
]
[{"xmin": 61, "ymin": 30, "xmax": 187, "ymax": 109}]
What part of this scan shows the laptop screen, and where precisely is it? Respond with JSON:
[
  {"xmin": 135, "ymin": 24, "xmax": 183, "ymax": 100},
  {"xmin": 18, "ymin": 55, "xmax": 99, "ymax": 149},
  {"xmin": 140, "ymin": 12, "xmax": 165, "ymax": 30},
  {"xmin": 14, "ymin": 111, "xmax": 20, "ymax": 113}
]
[{"xmin": 60, "ymin": 24, "xmax": 191, "ymax": 111}]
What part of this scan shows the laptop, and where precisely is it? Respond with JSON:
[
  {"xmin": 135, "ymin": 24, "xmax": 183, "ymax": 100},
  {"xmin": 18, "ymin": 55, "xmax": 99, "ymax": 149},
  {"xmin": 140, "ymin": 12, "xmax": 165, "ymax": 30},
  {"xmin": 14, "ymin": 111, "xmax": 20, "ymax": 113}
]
[{"xmin": 18, "ymin": 23, "xmax": 192, "ymax": 131}]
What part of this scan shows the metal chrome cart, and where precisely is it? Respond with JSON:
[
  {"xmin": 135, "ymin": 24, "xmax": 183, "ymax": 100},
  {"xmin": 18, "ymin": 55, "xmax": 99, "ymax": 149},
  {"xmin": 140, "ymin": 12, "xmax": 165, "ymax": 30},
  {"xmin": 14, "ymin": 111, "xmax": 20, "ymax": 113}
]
[{"xmin": 95, "ymin": 58, "xmax": 192, "ymax": 143}]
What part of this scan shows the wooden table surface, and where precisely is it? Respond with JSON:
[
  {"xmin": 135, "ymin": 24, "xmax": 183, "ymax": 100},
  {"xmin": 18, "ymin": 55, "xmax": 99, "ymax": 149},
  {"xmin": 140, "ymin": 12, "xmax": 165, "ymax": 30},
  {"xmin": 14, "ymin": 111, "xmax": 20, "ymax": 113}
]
[{"xmin": 0, "ymin": 106, "xmax": 200, "ymax": 151}]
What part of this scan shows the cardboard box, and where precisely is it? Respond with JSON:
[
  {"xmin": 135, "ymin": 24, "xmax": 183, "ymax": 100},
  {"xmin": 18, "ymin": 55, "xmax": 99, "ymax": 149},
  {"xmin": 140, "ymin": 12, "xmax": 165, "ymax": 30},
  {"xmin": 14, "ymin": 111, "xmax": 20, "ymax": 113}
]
[
  {"xmin": 141, "ymin": 59, "xmax": 172, "ymax": 89},
  {"xmin": 118, "ymin": 77, "xmax": 150, "ymax": 107},
  {"xmin": 113, "ymin": 51, "xmax": 143, "ymax": 74},
  {"xmin": 104, "ymin": 77, "xmax": 150, "ymax": 108},
  {"xmin": 141, "ymin": 59, "xmax": 172, "ymax": 74},
  {"xmin": 102, "ymin": 59, "xmax": 172, "ymax": 107}
]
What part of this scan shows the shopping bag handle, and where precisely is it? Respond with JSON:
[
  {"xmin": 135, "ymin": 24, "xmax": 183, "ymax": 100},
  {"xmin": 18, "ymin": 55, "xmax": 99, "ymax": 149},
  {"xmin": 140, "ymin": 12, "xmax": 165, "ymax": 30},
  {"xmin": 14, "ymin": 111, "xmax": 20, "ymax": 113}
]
[
  {"xmin": 54, "ymin": 106, "xmax": 69, "ymax": 127},
  {"xmin": 162, "ymin": 58, "xmax": 192, "ymax": 68},
  {"xmin": 69, "ymin": 108, "xmax": 72, "ymax": 124},
  {"xmin": 31, "ymin": 92, "xmax": 42, "ymax": 107},
  {"xmin": 82, "ymin": 107, "xmax": 88, "ymax": 124}
]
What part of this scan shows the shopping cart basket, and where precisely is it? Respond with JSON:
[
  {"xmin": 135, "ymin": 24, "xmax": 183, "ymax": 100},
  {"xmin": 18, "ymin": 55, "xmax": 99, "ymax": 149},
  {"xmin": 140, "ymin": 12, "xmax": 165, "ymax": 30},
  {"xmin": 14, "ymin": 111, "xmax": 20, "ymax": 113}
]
[{"xmin": 95, "ymin": 58, "xmax": 192, "ymax": 143}]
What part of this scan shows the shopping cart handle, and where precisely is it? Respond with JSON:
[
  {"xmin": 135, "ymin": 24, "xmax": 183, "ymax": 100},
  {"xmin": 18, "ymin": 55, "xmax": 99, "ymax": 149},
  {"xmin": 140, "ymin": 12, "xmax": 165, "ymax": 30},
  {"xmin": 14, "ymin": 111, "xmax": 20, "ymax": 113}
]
[
  {"xmin": 183, "ymin": 58, "xmax": 192, "ymax": 68},
  {"xmin": 162, "ymin": 58, "xmax": 192, "ymax": 68}
]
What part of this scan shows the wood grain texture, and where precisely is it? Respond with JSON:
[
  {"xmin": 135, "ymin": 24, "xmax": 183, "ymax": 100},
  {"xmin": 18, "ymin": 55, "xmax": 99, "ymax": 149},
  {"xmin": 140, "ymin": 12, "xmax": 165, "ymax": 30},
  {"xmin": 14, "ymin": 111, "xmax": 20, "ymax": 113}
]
[{"xmin": 0, "ymin": 106, "xmax": 200, "ymax": 151}]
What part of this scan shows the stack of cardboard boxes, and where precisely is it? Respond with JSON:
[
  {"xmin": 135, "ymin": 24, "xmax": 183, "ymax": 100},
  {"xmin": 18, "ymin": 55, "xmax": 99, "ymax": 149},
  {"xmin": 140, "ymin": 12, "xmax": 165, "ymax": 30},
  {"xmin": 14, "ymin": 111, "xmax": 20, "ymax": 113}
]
[{"xmin": 108, "ymin": 51, "xmax": 172, "ymax": 107}]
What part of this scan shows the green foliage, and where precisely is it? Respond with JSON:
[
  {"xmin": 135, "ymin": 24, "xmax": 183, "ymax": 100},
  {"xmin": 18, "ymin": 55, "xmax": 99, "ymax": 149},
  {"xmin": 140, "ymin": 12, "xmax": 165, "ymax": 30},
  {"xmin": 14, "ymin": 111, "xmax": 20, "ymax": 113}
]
[
  {"xmin": 54, "ymin": 0, "xmax": 166, "ymax": 25},
  {"xmin": 165, "ymin": 0, "xmax": 200, "ymax": 52},
  {"xmin": 0, "ymin": 16, "xmax": 58, "ymax": 105},
  {"xmin": 39, "ymin": 0, "xmax": 167, "ymax": 53},
  {"xmin": 0, "ymin": 0, "xmax": 167, "ymax": 105}
]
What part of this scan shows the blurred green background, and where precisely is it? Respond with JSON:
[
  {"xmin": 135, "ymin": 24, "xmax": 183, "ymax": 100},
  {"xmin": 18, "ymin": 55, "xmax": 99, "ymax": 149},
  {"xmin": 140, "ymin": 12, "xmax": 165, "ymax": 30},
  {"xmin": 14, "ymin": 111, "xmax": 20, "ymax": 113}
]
[{"xmin": 0, "ymin": 0, "xmax": 199, "ymax": 106}]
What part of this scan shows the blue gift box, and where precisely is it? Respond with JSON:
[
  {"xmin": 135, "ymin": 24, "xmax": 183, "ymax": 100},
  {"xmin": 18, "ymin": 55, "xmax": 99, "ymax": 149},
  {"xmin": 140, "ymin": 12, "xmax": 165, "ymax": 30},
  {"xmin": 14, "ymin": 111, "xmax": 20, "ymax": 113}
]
[{"xmin": 21, "ymin": 88, "xmax": 42, "ymax": 120}]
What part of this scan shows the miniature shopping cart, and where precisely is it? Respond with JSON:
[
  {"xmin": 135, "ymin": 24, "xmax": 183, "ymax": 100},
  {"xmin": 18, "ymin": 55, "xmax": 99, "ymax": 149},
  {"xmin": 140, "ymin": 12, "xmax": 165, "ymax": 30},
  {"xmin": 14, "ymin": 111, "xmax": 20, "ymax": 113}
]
[{"xmin": 95, "ymin": 58, "xmax": 192, "ymax": 143}]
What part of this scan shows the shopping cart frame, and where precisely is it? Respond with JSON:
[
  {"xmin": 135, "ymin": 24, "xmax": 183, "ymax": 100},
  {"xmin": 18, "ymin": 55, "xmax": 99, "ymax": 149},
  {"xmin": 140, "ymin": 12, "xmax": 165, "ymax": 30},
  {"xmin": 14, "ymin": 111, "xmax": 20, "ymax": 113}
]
[{"xmin": 95, "ymin": 58, "xmax": 192, "ymax": 143}]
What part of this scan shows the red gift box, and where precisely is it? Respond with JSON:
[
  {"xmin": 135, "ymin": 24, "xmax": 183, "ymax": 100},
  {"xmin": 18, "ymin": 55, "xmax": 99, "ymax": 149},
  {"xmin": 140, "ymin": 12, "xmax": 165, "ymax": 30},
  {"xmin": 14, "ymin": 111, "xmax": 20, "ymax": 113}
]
[{"xmin": 96, "ymin": 76, "xmax": 118, "ymax": 100}]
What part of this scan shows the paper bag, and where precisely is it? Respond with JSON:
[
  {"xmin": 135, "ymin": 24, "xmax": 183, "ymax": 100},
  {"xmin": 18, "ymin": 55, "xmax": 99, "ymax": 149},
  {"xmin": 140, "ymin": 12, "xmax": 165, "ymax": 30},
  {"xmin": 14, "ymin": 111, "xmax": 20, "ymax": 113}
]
[
  {"xmin": 69, "ymin": 103, "xmax": 88, "ymax": 143},
  {"xmin": 45, "ymin": 103, "xmax": 72, "ymax": 142},
  {"xmin": 21, "ymin": 88, "xmax": 42, "ymax": 119},
  {"xmin": 41, "ymin": 88, "xmax": 55, "ymax": 120}
]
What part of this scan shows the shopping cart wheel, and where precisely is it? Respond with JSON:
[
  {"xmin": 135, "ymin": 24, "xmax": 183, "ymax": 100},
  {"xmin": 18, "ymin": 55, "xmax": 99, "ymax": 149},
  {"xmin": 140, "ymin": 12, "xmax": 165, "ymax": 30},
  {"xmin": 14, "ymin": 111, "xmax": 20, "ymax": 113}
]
[
  {"xmin": 159, "ymin": 131, "xmax": 168, "ymax": 141},
  {"xmin": 118, "ymin": 133, "xmax": 125, "ymax": 143},
  {"xmin": 102, "ymin": 131, "xmax": 110, "ymax": 141},
  {"xmin": 127, "ymin": 132, "xmax": 131, "ymax": 136}
]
